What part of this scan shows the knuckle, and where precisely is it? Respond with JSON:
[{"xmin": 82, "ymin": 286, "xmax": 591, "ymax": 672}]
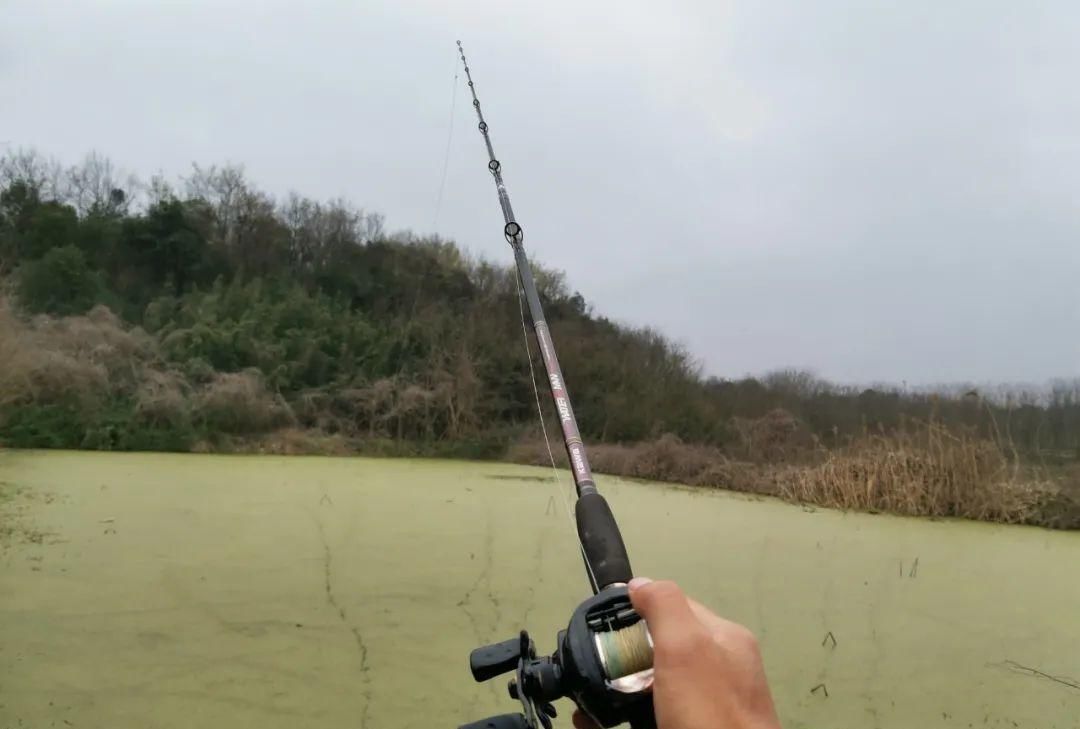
[
  {"xmin": 635, "ymin": 580, "xmax": 681, "ymax": 610},
  {"xmin": 721, "ymin": 623, "xmax": 760, "ymax": 653},
  {"xmin": 649, "ymin": 580, "xmax": 683, "ymax": 598},
  {"xmin": 656, "ymin": 628, "xmax": 709, "ymax": 663}
]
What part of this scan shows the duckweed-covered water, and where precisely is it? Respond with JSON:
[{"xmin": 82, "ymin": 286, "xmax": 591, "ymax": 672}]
[{"xmin": 1, "ymin": 450, "xmax": 1077, "ymax": 729}]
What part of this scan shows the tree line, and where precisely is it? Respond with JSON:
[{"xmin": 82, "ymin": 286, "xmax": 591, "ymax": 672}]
[{"xmin": 1, "ymin": 148, "xmax": 1077, "ymax": 461}]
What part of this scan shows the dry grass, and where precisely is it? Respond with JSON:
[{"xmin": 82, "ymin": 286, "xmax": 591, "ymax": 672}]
[
  {"xmin": 509, "ymin": 433, "xmax": 768, "ymax": 494},
  {"xmin": 509, "ymin": 420, "xmax": 1080, "ymax": 529},
  {"xmin": 776, "ymin": 423, "xmax": 1056, "ymax": 524},
  {"xmin": 204, "ymin": 427, "xmax": 354, "ymax": 456}
]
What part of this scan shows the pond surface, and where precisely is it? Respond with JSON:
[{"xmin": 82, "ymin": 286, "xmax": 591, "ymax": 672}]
[{"xmin": 1, "ymin": 450, "xmax": 1078, "ymax": 728}]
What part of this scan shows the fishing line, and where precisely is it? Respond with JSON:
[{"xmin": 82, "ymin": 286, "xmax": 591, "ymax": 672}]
[
  {"xmin": 516, "ymin": 279, "xmax": 599, "ymax": 591},
  {"xmin": 432, "ymin": 57, "xmax": 460, "ymax": 231}
]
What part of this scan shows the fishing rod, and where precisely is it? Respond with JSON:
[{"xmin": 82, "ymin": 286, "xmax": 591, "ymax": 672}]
[{"xmin": 455, "ymin": 42, "xmax": 656, "ymax": 729}]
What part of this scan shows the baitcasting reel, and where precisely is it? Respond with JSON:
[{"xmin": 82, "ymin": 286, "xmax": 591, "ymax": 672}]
[{"xmin": 459, "ymin": 586, "xmax": 656, "ymax": 729}]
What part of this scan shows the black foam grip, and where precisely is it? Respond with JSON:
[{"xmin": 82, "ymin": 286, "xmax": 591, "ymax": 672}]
[
  {"xmin": 575, "ymin": 493, "xmax": 633, "ymax": 589},
  {"xmin": 458, "ymin": 713, "xmax": 529, "ymax": 729}
]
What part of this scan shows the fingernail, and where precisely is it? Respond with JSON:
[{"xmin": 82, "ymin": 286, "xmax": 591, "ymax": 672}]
[{"xmin": 628, "ymin": 577, "xmax": 652, "ymax": 591}]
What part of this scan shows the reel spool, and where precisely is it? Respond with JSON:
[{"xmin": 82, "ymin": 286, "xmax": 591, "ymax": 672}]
[{"xmin": 595, "ymin": 620, "xmax": 653, "ymax": 684}]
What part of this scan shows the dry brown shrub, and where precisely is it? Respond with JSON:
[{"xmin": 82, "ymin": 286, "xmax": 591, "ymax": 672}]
[
  {"xmin": 625, "ymin": 434, "xmax": 717, "ymax": 483},
  {"xmin": 506, "ymin": 436, "xmax": 561, "ymax": 468},
  {"xmin": 730, "ymin": 408, "xmax": 817, "ymax": 462},
  {"xmin": 195, "ymin": 370, "xmax": 295, "ymax": 434},
  {"xmin": 776, "ymin": 422, "xmax": 1051, "ymax": 524},
  {"xmin": 134, "ymin": 370, "xmax": 191, "ymax": 428},
  {"xmin": 692, "ymin": 460, "xmax": 774, "ymax": 494},
  {"xmin": 2, "ymin": 300, "xmax": 38, "ymax": 388},
  {"xmin": 1034, "ymin": 489, "xmax": 1080, "ymax": 530},
  {"xmin": 244, "ymin": 428, "xmax": 353, "ymax": 456},
  {"xmin": 12, "ymin": 350, "xmax": 109, "ymax": 409},
  {"xmin": 35, "ymin": 304, "xmax": 155, "ymax": 373},
  {"xmin": 0, "ymin": 296, "xmax": 111, "ymax": 409},
  {"xmin": 330, "ymin": 379, "xmax": 398, "ymax": 435},
  {"xmin": 587, "ymin": 442, "xmax": 634, "ymax": 478},
  {"xmin": 330, "ymin": 387, "xmax": 368, "ymax": 423},
  {"xmin": 292, "ymin": 389, "xmax": 350, "ymax": 433},
  {"xmin": 510, "ymin": 432, "xmax": 744, "ymax": 489}
]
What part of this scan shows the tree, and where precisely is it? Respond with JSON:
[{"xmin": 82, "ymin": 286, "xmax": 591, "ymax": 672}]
[
  {"xmin": 24, "ymin": 201, "xmax": 79, "ymax": 259},
  {"xmin": 137, "ymin": 199, "xmax": 212, "ymax": 295},
  {"xmin": 0, "ymin": 180, "xmax": 40, "ymax": 273}
]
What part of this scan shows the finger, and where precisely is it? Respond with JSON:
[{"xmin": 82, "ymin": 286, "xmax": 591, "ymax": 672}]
[{"xmin": 572, "ymin": 709, "xmax": 599, "ymax": 729}]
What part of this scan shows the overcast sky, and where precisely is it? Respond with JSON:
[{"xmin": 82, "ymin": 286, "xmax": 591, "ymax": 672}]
[{"xmin": 3, "ymin": 0, "xmax": 1078, "ymax": 385}]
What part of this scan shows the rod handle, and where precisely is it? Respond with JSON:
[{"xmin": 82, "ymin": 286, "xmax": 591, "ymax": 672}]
[{"xmin": 575, "ymin": 492, "xmax": 633, "ymax": 590}]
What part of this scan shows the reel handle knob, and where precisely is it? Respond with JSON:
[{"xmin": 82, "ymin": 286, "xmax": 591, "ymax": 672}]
[{"xmin": 469, "ymin": 636, "xmax": 526, "ymax": 682}]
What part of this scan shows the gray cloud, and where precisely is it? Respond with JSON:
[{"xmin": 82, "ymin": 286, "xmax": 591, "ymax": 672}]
[{"xmin": 2, "ymin": 0, "xmax": 1077, "ymax": 384}]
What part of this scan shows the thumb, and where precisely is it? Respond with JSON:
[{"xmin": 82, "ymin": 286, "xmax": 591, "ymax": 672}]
[{"xmin": 629, "ymin": 578, "xmax": 703, "ymax": 655}]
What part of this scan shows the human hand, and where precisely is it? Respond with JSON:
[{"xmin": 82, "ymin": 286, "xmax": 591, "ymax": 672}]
[{"xmin": 573, "ymin": 578, "xmax": 781, "ymax": 729}]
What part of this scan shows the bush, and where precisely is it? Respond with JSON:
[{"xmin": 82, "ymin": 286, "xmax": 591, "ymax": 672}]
[
  {"xmin": 17, "ymin": 245, "xmax": 104, "ymax": 315},
  {"xmin": 80, "ymin": 399, "xmax": 198, "ymax": 452},
  {"xmin": 195, "ymin": 370, "xmax": 295, "ymax": 434},
  {"xmin": 0, "ymin": 398, "xmax": 197, "ymax": 452},
  {"xmin": 154, "ymin": 279, "xmax": 374, "ymax": 392},
  {"xmin": 0, "ymin": 402, "xmax": 89, "ymax": 448}
]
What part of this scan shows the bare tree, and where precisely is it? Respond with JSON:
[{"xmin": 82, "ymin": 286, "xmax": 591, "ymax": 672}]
[
  {"xmin": 64, "ymin": 152, "xmax": 136, "ymax": 216},
  {"xmin": 183, "ymin": 163, "xmax": 249, "ymax": 243},
  {"xmin": 183, "ymin": 163, "xmax": 286, "ymax": 273},
  {"xmin": 279, "ymin": 193, "xmax": 373, "ymax": 273},
  {"xmin": 0, "ymin": 148, "xmax": 65, "ymax": 200},
  {"xmin": 360, "ymin": 210, "xmax": 385, "ymax": 243},
  {"xmin": 146, "ymin": 173, "xmax": 176, "ymax": 207}
]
